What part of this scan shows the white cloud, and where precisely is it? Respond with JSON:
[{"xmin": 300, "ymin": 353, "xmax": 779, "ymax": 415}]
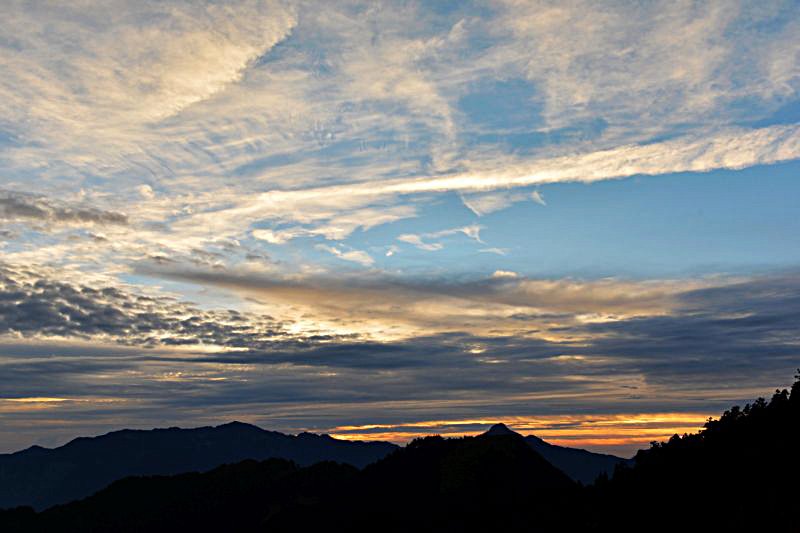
[
  {"xmin": 251, "ymin": 205, "xmax": 417, "ymax": 245},
  {"xmin": 461, "ymin": 191, "xmax": 528, "ymax": 216},
  {"xmin": 531, "ymin": 191, "xmax": 546, "ymax": 206},
  {"xmin": 316, "ymin": 244, "xmax": 375, "ymax": 267},
  {"xmin": 480, "ymin": 248, "xmax": 508, "ymax": 256},
  {"xmin": 454, "ymin": 225, "xmax": 484, "ymax": 243},
  {"xmin": 252, "ymin": 228, "xmax": 301, "ymax": 245},
  {"xmin": 137, "ymin": 185, "xmax": 155, "ymax": 200},
  {"xmin": 397, "ymin": 234, "xmax": 443, "ymax": 252},
  {"xmin": 398, "ymin": 224, "xmax": 484, "ymax": 251}
]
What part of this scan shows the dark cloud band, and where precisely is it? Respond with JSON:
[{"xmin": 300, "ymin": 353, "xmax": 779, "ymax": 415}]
[{"xmin": 0, "ymin": 191, "xmax": 128, "ymax": 227}]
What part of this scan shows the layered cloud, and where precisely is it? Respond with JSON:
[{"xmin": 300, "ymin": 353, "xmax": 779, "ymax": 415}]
[{"xmin": 1, "ymin": 263, "xmax": 797, "ymax": 455}]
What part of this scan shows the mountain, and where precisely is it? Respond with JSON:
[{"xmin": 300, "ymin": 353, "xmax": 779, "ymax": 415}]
[
  {"xmin": 0, "ymin": 419, "xmax": 620, "ymax": 513},
  {"xmin": 0, "ymin": 421, "xmax": 397, "ymax": 510},
  {"xmin": 2, "ymin": 373, "xmax": 798, "ymax": 531},
  {"xmin": 0, "ymin": 430, "xmax": 580, "ymax": 532},
  {"xmin": 483, "ymin": 423, "xmax": 629, "ymax": 484}
]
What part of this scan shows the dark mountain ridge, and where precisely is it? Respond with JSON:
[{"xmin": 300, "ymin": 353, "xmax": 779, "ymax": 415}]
[
  {"xmin": 0, "ymin": 421, "xmax": 397, "ymax": 510},
  {"xmin": 0, "ymin": 419, "xmax": 627, "ymax": 512},
  {"xmin": 2, "ymin": 372, "xmax": 797, "ymax": 531},
  {"xmin": 0, "ymin": 430, "xmax": 580, "ymax": 532}
]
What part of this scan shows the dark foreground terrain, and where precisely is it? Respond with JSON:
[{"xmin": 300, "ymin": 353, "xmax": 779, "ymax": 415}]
[{"xmin": 2, "ymin": 372, "xmax": 798, "ymax": 532}]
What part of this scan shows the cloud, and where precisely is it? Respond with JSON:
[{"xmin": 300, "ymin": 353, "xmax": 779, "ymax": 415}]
[
  {"xmin": 479, "ymin": 248, "xmax": 508, "ymax": 256},
  {"xmin": 252, "ymin": 228, "xmax": 302, "ymax": 245},
  {"xmin": 461, "ymin": 191, "xmax": 531, "ymax": 216},
  {"xmin": 0, "ymin": 1, "xmax": 296, "ymax": 128},
  {"xmin": 171, "ymin": 124, "xmax": 800, "ymax": 247},
  {"xmin": 252, "ymin": 206, "xmax": 417, "ymax": 245},
  {"xmin": 0, "ymin": 262, "xmax": 293, "ymax": 348},
  {"xmin": 137, "ymin": 185, "xmax": 155, "ymax": 200},
  {"xmin": 398, "ymin": 224, "xmax": 484, "ymax": 251},
  {"xmin": 316, "ymin": 244, "xmax": 375, "ymax": 267},
  {"xmin": 0, "ymin": 190, "xmax": 128, "ymax": 227},
  {"xmin": 493, "ymin": 1, "xmax": 799, "ymax": 132},
  {"xmin": 397, "ymin": 234, "xmax": 443, "ymax": 252},
  {"xmin": 145, "ymin": 265, "xmax": 721, "ymax": 340}
]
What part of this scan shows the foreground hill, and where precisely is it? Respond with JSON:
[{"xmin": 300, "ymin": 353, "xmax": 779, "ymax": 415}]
[
  {"xmin": 0, "ymin": 421, "xmax": 397, "ymax": 510},
  {"xmin": 586, "ymin": 373, "xmax": 800, "ymax": 530}
]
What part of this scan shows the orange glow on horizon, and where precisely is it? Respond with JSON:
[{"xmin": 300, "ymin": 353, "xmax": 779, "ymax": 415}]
[{"xmin": 326, "ymin": 412, "xmax": 713, "ymax": 454}]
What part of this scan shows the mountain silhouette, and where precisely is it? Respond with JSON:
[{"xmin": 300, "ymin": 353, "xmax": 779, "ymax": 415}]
[
  {"xmin": 0, "ymin": 430, "xmax": 580, "ymax": 532},
  {"xmin": 0, "ymin": 420, "xmax": 626, "ymax": 512},
  {"xmin": 0, "ymin": 421, "xmax": 397, "ymax": 510},
  {"xmin": 482, "ymin": 423, "xmax": 629, "ymax": 484},
  {"xmin": 1, "ymin": 372, "xmax": 798, "ymax": 531}
]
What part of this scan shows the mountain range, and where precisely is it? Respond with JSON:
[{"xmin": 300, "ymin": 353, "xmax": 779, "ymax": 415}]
[
  {"xmin": 0, "ymin": 421, "xmax": 625, "ymax": 511},
  {"xmin": 0, "ymin": 373, "xmax": 797, "ymax": 531},
  {"xmin": 0, "ymin": 431, "xmax": 581, "ymax": 532},
  {"xmin": 0, "ymin": 421, "xmax": 396, "ymax": 510}
]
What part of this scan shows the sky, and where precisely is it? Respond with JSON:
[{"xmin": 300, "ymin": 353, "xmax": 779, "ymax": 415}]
[{"xmin": 0, "ymin": 0, "xmax": 798, "ymax": 457}]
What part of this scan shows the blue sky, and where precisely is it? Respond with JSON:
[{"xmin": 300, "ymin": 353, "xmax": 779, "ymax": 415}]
[{"xmin": 0, "ymin": 0, "xmax": 798, "ymax": 456}]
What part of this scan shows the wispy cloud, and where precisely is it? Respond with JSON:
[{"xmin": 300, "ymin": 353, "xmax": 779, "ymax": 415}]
[
  {"xmin": 493, "ymin": 1, "xmax": 799, "ymax": 132},
  {"xmin": 398, "ymin": 224, "xmax": 484, "ymax": 252},
  {"xmin": 316, "ymin": 244, "xmax": 375, "ymax": 267},
  {"xmin": 173, "ymin": 124, "xmax": 800, "ymax": 249}
]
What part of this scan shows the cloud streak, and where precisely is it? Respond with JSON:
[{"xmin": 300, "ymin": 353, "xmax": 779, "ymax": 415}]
[
  {"xmin": 176, "ymin": 124, "xmax": 800, "ymax": 243},
  {"xmin": 0, "ymin": 191, "xmax": 128, "ymax": 227}
]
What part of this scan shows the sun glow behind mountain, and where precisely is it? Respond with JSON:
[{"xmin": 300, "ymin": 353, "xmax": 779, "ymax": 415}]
[{"xmin": 326, "ymin": 414, "xmax": 713, "ymax": 455}]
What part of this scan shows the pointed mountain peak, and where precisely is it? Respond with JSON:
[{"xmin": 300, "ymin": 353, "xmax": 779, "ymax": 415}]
[{"xmin": 484, "ymin": 423, "xmax": 519, "ymax": 436}]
